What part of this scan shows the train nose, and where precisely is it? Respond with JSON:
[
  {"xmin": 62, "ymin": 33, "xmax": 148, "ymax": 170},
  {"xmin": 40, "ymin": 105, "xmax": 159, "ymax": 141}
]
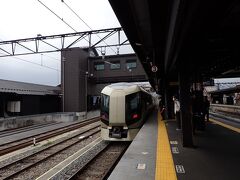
[
  {"xmin": 114, "ymin": 127, "xmax": 121, "ymax": 133},
  {"xmin": 109, "ymin": 126, "xmax": 128, "ymax": 139}
]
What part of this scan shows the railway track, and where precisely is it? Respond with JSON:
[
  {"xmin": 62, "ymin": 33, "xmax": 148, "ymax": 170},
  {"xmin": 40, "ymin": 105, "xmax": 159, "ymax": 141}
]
[
  {"xmin": 0, "ymin": 117, "xmax": 100, "ymax": 156},
  {"xmin": 0, "ymin": 123, "xmax": 101, "ymax": 180},
  {"xmin": 59, "ymin": 141, "xmax": 130, "ymax": 180},
  {"xmin": 0, "ymin": 122, "xmax": 61, "ymax": 138}
]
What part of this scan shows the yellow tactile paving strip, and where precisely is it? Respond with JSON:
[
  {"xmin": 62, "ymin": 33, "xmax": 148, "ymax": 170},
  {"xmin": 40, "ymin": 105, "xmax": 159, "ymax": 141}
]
[
  {"xmin": 210, "ymin": 118, "xmax": 240, "ymax": 133},
  {"xmin": 155, "ymin": 111, "xmax": 177, "ymax": 180}
]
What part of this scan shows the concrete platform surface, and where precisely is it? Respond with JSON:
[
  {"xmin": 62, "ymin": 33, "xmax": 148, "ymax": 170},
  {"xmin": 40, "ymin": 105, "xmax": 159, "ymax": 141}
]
[
  {"xmin": 165, "ymin": 118, "xmax": 240, "ymax": 180},
  {"xmin": 109, "ymin": 111, "xmax": 158, "ymax": 180},
  {"xmin": 109, "ymin": 110, "xmax": 240, "ymax": 180}
]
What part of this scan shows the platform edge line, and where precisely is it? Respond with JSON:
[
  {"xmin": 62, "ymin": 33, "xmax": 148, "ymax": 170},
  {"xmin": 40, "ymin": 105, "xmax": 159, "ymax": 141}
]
[
  {"xmin": 155, "ymin": 111, "xmax": 177, "ymax": 180},
  {"xmin": 210, "ymin": 118, "xmax": 240, "ymax": 133}
]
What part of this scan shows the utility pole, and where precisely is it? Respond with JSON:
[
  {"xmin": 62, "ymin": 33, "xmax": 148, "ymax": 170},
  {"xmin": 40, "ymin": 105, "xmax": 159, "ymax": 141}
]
[
  {"xmin": 61, "ymin": 56, "xmax": 66, "ymax": 112},
  {"xmin": 85, "ymin": 71, "xmax": 88, "ymax": 117}
]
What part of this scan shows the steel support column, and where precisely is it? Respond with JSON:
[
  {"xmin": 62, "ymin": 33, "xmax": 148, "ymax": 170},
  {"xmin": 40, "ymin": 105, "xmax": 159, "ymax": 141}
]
[
  {"xmin": 160, "ymin": 78, "xmax": 169, "ymax": 120},
  {"xmin": 164, "ymin": 82, "xmax": 172, "ymax": 120},
  {"xmin": 179, "ymin": 69, "xmax": 194, "ymax": 147}
]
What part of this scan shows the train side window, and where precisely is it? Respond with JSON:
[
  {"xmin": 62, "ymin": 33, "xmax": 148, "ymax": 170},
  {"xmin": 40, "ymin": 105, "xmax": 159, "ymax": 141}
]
[
  {"xmin": 141, "ymin": 91, "xmax": 151, "ymax": 109},
  {"xmin": 127, "ymin": 93, "xmax": 140, "ymax": 110},
  {"xmin": 125, "ymin": 92, "xmax": 141, "ymax": 124},
  {"xmin": 130, "ymin": 95, "xmax": 139, "ymax": 109},
  {"xmin": 101, "ymin": 94, "xmax": 110, "ymax": 114}
]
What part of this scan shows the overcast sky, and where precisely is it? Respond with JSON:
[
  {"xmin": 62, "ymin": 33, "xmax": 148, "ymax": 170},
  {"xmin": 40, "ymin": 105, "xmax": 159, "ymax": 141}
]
[
  {"xmin": 1, "ymin": 1, "xmax": 239, "ymax": 88},
  {"xmin": 0, "ymin": 0, "xmax": 122, "ymax": 86}
]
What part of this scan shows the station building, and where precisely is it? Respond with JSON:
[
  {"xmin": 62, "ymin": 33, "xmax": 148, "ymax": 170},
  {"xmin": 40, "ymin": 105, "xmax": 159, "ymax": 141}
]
[
  {"xmin": 0, "ymin": 48, "xmax": 148, "ymax": 117},
  {"xmin": 61, "ymin": 47, "xmax": 148, "ymax": 112},
  {"xmin": 0, "ymin": 79, "xmax": 61, "ymax": 117}
]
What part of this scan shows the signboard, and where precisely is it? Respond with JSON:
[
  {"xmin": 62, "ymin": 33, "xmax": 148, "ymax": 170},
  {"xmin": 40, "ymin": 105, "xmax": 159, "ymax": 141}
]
[{"xmin": 151, "ymin": 65, "xmax": 158, "ymax": 72}]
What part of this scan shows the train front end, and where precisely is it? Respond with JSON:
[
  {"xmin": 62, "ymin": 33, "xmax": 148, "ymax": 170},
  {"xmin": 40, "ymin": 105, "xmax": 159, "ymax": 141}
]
[{"xmin": 100, "ymin": 85, "xmax": 141, "ymax": 141}]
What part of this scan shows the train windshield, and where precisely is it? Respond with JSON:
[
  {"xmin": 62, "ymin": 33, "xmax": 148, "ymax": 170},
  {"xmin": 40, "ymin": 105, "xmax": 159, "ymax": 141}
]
[
  {"xmin": 101, "ymin": 94, "xmax": 110, "ymax": 120},
  {"xmin": 126, "ymin": 92, "xmax": 141, "ymax": 124}
]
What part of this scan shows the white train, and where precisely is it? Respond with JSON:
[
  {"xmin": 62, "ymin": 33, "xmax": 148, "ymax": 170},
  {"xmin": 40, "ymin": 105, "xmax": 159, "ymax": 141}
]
[{"xmin": 100, "ymin": 83, "xmax": 154, "ymax": 141}]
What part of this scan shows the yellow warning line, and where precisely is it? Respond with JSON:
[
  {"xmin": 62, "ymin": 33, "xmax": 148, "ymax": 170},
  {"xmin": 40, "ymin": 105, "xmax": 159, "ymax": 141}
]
[
  {"xmin": 155, "ymin": 111, "xmax": 177, "ymax": 180},
  {"xmin": 210, "ymin": 118, "xmax": 240, "ymax": 133}
]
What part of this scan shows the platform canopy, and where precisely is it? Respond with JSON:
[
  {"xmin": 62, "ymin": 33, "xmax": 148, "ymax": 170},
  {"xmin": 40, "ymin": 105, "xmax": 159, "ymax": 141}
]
[{"xmin": 108, "ymin": 0, "xmax": 240, "ymax": 89}]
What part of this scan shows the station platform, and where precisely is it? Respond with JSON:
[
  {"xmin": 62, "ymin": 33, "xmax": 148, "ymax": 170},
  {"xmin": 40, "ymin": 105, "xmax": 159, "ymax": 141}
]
[
  {"xmin": 0, "ymin": 110, "xmax": 100, "ymax": 145},
  {"xmin": 109, "ymin": 110, "xmax": 240, "ymax": 180}
]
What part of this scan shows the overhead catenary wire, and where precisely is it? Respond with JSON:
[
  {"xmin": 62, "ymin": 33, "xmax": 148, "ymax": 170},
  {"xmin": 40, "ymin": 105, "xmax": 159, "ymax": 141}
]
[
  {"xmin": 0, "ymin": 55, "xmax": 60, "ymax": 72},
  {"xmin": 37, "ymin": 0, "xmax": 106, "ymax": 55},
  {"xmin": 37, "ymin": 0, "xmax": 77, "ymax": 32},
  {"xmin": 42, "ymin": 53, "xmax": 61, "ymax": 62},
  {"xmin": 61, "ymin": 0, "xmax": 117, "ymax": 55},
  {"xmin": 37, "ymin": 0, "xmax": 95, "ymax": 51},
  {"xmin": 61, "ymin": 0, "xmax": 92, "ymax": 31},
  {"xmin": 10, "ymin": 56, "xmax": 60, "ymax": 72},
  {"xmin": 7, "ymin": 55, "xmax": 60, "ymax": 85}
]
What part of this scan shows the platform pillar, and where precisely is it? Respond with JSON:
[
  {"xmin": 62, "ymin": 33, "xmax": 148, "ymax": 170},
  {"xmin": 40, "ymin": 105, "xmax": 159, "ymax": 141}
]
[
  {"xmin": 159, "ymin": 78, "xmax": 169, "ymax": 120},
  {"xmin": 179, "ymin": 70, "xmax": 194, "ymax": 147},
  {"xmin": 163, "ymin": 83, "xmax": 170, "ymax": 120}
]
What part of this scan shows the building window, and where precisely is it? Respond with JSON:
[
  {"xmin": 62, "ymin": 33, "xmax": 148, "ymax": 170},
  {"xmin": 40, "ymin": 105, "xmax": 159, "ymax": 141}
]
[
  {"xmin": 94, "ymin": 62, "xmax": 105, "ymax": 71},
  {"xmin": 126, "ymin": 59, "xmax": 137, "ymax": 69},
  {"xmin": 110, "ymin": 61, "xmax": 121, "ymax": 70}
]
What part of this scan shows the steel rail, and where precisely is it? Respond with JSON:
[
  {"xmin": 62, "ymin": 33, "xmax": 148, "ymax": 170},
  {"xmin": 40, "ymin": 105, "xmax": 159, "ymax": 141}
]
[
  {"xmin": 0, "ymin": 126, "xmax": 100, "ymax": 180},
  {"xmin": 68, "ymin": 142, "xmax": 129, "ymax": 180},
  {"xmin": 0, "ymin": 117, "xmax": 100, "ymax": 156}
]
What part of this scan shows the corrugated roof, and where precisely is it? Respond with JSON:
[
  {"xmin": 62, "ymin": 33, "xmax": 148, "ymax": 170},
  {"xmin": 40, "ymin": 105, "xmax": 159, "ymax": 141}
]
[
  {"xmin": 208, "ymin": 85, "xmax": 240, "ymax": 95},
  {"xmin": 0, "ymin": 79, "xmax": 61, "ymax": 95}
]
